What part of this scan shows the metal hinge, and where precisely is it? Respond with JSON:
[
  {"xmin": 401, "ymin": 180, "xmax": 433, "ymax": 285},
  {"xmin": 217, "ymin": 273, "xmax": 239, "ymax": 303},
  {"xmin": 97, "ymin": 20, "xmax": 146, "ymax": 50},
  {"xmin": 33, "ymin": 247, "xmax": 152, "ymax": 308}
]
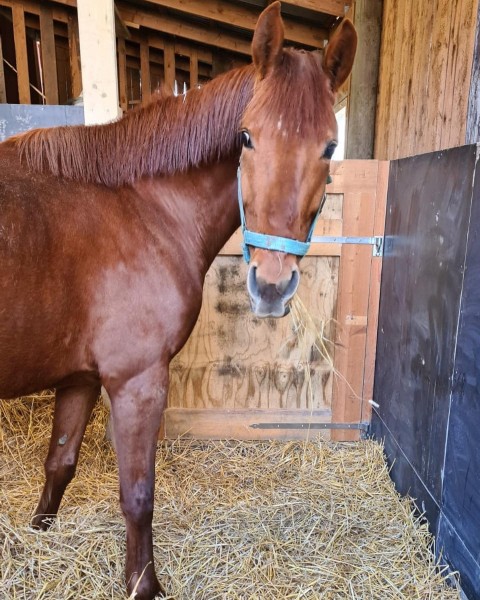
[{"xmin": 311, "ymin": 235, "xmax": 384, "ymax": 257}]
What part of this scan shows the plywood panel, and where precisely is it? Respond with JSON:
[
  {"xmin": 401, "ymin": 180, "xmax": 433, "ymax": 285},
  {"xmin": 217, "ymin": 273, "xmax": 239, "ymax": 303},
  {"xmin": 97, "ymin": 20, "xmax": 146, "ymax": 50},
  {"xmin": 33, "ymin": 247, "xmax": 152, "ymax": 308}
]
[{"xmin": 168, "ymin": 256, "xmax": 338, "ymax": 413}]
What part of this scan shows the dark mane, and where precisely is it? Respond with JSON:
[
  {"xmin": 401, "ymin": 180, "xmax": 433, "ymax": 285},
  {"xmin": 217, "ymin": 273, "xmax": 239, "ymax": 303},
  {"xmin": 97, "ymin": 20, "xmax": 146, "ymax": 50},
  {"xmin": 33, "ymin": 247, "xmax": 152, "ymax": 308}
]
[{"xmin": 15, "ymin": 65, "xmax": 255, "ymax": 188}]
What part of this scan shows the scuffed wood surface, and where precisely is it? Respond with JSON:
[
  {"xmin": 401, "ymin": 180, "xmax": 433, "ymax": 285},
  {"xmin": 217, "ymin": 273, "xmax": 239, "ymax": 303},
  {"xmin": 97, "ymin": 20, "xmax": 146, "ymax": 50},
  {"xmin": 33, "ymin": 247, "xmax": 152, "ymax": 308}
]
[{"xmin": 168, "ymin": 256, "xmax": 338, "ymax": 413}]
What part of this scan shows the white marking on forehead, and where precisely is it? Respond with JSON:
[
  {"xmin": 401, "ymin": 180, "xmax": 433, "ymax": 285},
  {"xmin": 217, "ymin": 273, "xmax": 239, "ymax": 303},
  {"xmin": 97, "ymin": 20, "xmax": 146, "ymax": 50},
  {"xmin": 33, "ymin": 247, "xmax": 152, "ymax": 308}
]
[{"xmin": 277, "ymin": 118, "xmax": 282, "ymax": 130}]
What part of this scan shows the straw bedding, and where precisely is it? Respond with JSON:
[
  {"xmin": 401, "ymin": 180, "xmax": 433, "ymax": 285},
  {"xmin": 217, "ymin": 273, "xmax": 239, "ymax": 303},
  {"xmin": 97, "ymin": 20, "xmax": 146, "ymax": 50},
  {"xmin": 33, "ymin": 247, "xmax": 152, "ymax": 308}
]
[{"xmin": 1, "ymin": 393, "xmax": 460, "ymax": 599}]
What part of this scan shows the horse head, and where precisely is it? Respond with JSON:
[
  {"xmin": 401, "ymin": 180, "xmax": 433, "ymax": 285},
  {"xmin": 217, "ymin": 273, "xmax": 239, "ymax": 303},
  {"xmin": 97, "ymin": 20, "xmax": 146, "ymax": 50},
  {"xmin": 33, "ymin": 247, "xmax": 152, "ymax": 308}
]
[{"xmin": 239, "ymin": 2, "xmax": 357, "ymax": 317}]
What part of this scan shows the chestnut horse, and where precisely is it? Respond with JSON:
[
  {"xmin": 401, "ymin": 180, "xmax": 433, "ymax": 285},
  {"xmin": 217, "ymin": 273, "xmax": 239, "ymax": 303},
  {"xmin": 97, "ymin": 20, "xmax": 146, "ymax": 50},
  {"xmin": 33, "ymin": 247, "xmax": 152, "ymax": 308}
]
[{"xmin": 0, "ymin": 4, "xmax": 356, "ymax": 598}]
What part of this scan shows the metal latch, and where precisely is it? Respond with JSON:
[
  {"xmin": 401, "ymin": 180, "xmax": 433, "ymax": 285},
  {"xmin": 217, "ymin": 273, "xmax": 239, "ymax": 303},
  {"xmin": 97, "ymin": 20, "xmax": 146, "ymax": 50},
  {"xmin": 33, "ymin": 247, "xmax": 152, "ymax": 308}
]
[
  {"xmin": 250, "ymin": 422, "xmax": 369, "ymax": 432},
  {"xmin": 310, "ymin": 235, "xmax": 384, "ymax": 257}
]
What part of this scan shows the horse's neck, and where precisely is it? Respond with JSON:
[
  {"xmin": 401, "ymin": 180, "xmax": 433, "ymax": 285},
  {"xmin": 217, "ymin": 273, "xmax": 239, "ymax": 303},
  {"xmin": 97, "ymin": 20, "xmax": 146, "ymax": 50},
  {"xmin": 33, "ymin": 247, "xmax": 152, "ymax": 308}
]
[{"xmin": 134, "ymin": 156, "xmax": 240, "ymax": 273}]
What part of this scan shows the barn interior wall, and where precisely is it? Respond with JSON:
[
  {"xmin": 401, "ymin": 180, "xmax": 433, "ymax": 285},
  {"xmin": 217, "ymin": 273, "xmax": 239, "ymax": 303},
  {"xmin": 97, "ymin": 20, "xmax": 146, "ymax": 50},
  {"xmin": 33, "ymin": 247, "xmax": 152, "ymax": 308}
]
[
  {"xmin": 374, "ymin": 0, "xmax": 479, "ymax": 160},
  {"xmin": 371, "ymin": 144, "xmax": 480, "ymax": 599}
]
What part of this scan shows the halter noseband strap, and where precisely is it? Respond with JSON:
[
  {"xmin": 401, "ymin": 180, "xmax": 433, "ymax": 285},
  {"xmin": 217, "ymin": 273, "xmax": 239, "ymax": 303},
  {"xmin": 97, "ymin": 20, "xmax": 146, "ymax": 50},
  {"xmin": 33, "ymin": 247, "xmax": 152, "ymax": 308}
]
[{"xmin": 236, "ymin": 166, "xmax": 331, "ymax": 264}]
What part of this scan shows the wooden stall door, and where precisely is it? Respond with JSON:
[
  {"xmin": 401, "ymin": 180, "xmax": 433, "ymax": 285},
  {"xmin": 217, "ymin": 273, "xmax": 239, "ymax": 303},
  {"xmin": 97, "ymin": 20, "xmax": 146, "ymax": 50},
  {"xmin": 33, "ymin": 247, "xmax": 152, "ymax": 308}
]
[{"xmin": 164, "ymin": 160, "xmax": 389, "ymax": 441}]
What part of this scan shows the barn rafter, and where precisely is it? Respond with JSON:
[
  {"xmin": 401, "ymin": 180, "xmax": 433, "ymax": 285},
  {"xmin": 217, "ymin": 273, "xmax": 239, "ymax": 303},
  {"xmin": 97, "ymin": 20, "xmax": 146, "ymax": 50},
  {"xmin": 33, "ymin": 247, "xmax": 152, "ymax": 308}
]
[{"xmin": 0, "ymin": 0, "xmax": 351, "ymax": 111}]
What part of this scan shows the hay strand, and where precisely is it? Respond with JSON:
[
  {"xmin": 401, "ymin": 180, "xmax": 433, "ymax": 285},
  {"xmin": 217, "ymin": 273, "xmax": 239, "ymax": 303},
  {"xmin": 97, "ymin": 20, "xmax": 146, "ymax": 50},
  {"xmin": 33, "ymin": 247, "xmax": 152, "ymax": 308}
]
[{"xmin": 1, "ymin": 394, "xmax": 460, "ymax": 599}]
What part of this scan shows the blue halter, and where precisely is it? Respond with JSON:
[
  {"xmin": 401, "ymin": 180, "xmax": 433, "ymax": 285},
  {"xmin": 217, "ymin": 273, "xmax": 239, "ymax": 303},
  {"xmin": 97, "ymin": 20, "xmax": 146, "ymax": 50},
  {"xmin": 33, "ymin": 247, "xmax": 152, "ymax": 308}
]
[{"xmin": 236, "ymin": 166, "xmax": 331, "ymax": 263}]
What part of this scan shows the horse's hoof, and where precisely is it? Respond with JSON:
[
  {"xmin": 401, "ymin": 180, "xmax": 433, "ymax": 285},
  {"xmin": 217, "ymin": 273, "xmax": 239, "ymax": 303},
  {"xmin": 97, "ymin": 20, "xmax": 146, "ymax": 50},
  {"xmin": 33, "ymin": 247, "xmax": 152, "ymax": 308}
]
[
  {"xmin": 31, "ymin": 513, "xmax": 56, "ymax": 531},
  {"xmin": 127, "ymin": 575, "xmax": 166, "ymax": 600}
]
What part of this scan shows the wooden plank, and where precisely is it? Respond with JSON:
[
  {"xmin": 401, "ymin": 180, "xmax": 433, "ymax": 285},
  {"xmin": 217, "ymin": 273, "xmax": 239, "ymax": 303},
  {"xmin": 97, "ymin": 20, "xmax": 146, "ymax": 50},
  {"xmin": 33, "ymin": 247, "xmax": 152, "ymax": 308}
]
[
  {"xmin": 331, "ymin": 161, "xmax": 379, "ymax": 441},
  {"xmin": 118, "ymin": 2, "xmax": 252, "ymax": 56},
  {"xmin": 466, "ymin": 2, "xmax": 480, "ymax": 144},
  {"xmin": 68, "ymin": 14, "xmax": 82, "ymax": 99},
  {"xmin": 0, "ymin": 33, "xmax": 6, "ymax": 103},
  {"xmin": 117, "ymin": 37, "xmax": 128, "ymax": 111},
  {"xmin": 373, "ymin": 0, "xmax": 396, "ymax": 159},
  {"xmin": 143, "ymin": 34, "xmax": 212, "ymax": 64},
  {"xmin": 361, "ymin": 161, "xmax": 388, "ymax": 423},
  {"xmin": 140, "ymin": 39, "xmax": 151, "ymax": 101},
  {"xmin": 390, "ymin": 1, "xmax": 412, "ymax": 159},
  {"xmin": 163, "ymin": 41, "xmax": 175, "ymax": 90},
  {"xmin": 12, "ymin": 4, "xmax": 30, "ymax": 103},
  {"xmin": 40, "ymin": 5, "xmax": 59, "ymax": 104},
  {"xmin": 445, "ymin": 0, "xmax": 477, "ymax": 149},
  {"xmin": 163, "ymin": 408, "xmax": 332, "ymax": 441},
  {"xmin": 430, "ymin": 0, "xmax": 455, "ymax": 151},
  {"xmin": 190, "ymin": 48, "xmax": 198, "ymax": 88},
  {"xmin": 407, "ymin": 1, "xmax": 434, "ymax": 157},
  {"xmin": 131, "ymin": 0, "xmax": 327, "ymax": 48},
  {"xmin": 126, "ymin": 46, "xmax": 211, "ymax": 78},
  {"xmin": 0, "ymin": 0, "xmax": 70, "ymax": 24},
  {"xmin": 281, "ymin": 0, "xmax": 349, "ymax": 16}
]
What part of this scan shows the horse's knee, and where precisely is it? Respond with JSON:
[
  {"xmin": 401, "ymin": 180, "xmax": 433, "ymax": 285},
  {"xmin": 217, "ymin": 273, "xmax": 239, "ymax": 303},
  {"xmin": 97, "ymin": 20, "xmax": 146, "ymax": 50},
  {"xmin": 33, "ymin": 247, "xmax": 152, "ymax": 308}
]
[
  {"xmin": 45, "ymin": 455, "xmax": 77, "ymax": 486},
  {"xmin": 121, "ymin": 483, "xmax": 154, "ymax": 526}
]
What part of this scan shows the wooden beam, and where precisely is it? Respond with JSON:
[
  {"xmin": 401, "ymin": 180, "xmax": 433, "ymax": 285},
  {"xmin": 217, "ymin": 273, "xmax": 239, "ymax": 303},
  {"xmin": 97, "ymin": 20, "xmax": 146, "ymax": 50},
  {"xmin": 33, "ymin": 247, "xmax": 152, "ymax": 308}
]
[
  {"xmin": 0, "ymin": 33, "xmax": 6, "ymax": 103},
  {"xmin": 117, "ymin": 37, "xmax": 128, "ymax": 111},
  {"xmin": 114, "ymin": 3, "xmax": 131, "ymax": 40},
  {"xmin": 0, "ymin": 0, "xmax": 70, "ymax": 24},
  {"xmin": 132, "ymin": 0, "xmax": 327, "ymax": 48},
  {"xmin": 126, "ymin": 49, "xmax": 211, "ymax": 79},
  {"xmin": 282, "ymin": 0, "xmax": 349, "ymax": 17},
  {"xmin": 118, "ymin": 2, "xmax": 252, "ymax": 56},
  {"xmin": 39, "ymin": 6, "xmax": 59, "ymax": 104},
  {"xmin": 345, "ymin": 0, "xmax": 382, "ymax": 158},
  {"xmin": 164, "ymin": 41, "xmax": 175, "ymax": 90},
  {"xmin": 140, "ymin": 39, "xmax": 151, "ymax": 101},
  {"xmin": 128, "ymin": 31, "xmax": 212, "ymax": 64},
  {"xmin": 47, "ymin": 0, "xmax": 76, "ymax": 7},
  {"xmin": 190, "ymin": 48, "xmax": 198, "ymax": 87},
  {"xmin": 146, "ymin": 35, "xmax": 212, "ymax": 64},
  {"xmin": 68, "ymin": 14, "xmax": 82, "ymax": 99},
  {"xmin": 12, "ymin": 4, "xmax": 30, "ymax": 103},
  {"xmin": 77, "ymin": 0, "xmax": 120, "ymax": 124}
]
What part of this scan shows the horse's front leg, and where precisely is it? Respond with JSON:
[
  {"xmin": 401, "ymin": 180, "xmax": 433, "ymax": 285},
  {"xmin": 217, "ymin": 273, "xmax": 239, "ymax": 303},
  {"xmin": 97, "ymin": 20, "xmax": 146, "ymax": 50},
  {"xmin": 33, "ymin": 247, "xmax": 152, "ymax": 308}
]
[
  {"xmin": 32, "ymin": 383, "xmax": 99, "ymax": 529},
  {"xmin": 108, "ymin": 363, "xmax": 168, "ymax": 600}
]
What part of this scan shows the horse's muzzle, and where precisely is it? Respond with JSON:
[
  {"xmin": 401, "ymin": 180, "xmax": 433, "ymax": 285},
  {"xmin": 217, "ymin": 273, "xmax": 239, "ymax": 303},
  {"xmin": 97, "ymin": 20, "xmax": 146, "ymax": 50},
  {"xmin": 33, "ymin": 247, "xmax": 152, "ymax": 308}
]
[{"xmin": 247, "ymin": 263, "xmax": 300, "ymax": 318}]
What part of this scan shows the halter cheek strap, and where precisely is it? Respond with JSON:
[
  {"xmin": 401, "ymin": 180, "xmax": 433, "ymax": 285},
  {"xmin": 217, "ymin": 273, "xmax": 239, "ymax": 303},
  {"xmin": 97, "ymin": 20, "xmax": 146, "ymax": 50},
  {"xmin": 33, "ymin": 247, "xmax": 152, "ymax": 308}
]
[{"xmin": 236, "ymin": 166, "xmax": 331, "ymax": 264}]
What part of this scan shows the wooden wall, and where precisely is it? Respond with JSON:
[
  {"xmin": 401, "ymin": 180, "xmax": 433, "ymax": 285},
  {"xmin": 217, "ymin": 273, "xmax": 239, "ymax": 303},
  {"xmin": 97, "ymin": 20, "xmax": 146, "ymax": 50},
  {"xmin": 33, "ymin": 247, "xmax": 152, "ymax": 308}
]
[
  {"xmin": 163, "ymin": 160, "xmax": 389, "ymax": 442},
  {"xmin": 375, "ymin": 0, "xmax": 479, "ymax": 160}
]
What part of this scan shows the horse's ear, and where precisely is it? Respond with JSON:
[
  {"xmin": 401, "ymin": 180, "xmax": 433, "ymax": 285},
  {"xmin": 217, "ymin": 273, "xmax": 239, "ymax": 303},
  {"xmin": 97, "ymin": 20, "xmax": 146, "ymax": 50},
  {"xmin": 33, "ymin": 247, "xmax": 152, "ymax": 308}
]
[
  {"xmin": 252, "ymin": 1, "xmax": 284, "ymax": 79},
  {"xmin": 323, "ymin": 19, "xmax": 357, "ymax": 92}
]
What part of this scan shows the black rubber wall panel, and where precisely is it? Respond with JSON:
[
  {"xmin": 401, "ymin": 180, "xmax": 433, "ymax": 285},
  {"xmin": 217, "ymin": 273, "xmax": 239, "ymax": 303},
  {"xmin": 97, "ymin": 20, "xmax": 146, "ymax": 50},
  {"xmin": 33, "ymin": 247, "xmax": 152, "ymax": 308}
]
[{"xmin": 371, "ymin": 145, "xmax": 480, "ymax": 599}]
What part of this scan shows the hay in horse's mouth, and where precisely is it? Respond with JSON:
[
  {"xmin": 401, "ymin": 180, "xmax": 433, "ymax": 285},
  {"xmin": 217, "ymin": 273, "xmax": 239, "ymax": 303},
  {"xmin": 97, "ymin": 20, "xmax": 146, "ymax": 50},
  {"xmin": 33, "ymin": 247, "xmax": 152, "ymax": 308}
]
[{"xmin": 0, "ymin": 395, "xmax": 459, "ymax": 599}]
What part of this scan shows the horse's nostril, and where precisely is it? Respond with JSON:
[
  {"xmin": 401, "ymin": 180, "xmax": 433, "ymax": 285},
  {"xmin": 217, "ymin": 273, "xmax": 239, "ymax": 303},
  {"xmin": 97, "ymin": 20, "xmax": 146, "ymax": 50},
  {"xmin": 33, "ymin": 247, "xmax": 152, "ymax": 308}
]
[
  {"xmin": 247, "ymin": 265, "xmax": 259, "ymax": 299},
  {"xmin": 282, "ymin": 269, "xmax": 300, "ymax": 299}
]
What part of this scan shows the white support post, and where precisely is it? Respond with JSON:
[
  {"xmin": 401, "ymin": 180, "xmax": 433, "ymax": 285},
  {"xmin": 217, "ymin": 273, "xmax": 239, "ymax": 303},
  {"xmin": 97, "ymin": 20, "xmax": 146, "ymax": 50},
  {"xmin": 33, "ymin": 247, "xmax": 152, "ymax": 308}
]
[{"xmin": 77, "ymin": 0, "xmax": 121, "ymax": 125}]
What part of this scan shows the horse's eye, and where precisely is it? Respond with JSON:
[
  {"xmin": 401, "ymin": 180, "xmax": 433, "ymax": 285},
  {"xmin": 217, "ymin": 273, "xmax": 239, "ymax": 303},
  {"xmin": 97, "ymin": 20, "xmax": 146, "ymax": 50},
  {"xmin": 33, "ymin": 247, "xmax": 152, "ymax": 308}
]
[
  {"xmin": 323, "ymin": 142, "xmax": 337, "ymax": 160},
  {"xmin": 241, "ymin": 130, "xmax": 253, "ymax": 149}
]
